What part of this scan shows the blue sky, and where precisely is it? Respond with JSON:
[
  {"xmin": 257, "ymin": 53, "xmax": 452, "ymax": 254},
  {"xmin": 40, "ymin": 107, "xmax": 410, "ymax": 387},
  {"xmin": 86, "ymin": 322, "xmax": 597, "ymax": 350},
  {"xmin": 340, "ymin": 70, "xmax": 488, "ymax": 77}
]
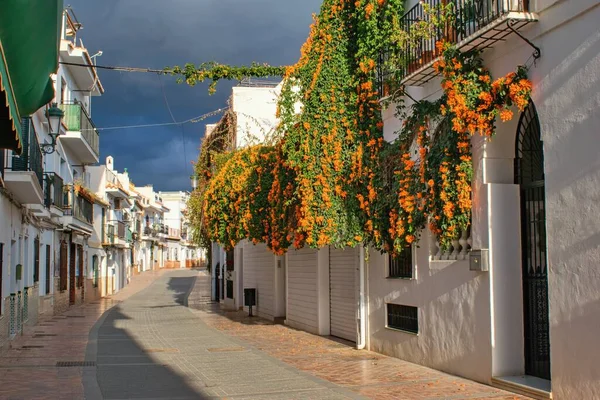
[{"xmin": 68, "ymin": 0, "xmax": 321, "ymax": 190}]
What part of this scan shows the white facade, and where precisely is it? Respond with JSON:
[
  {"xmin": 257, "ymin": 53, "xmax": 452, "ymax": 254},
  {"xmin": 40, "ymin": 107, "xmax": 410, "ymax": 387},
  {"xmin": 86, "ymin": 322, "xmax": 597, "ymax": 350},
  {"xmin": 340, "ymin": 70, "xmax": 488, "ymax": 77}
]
[
  {"xmin": 0, "ymin": 8, "xmax": 105, "ymax": 350},
  {"xmin": 203, "ymin": 2, "xmax": 600, "ymax": 399},
  {"xmin": 364, "ymin": 1, "xmax": 600, "ymax": 398}
]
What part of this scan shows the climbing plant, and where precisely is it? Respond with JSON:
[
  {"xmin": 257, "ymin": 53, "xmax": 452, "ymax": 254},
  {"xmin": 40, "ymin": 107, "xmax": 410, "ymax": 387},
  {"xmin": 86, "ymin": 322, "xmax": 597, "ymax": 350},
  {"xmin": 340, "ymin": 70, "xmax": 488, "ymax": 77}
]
[{"xmin": 179, "ymin": 2, "xmax": 533, "ymax": 257}]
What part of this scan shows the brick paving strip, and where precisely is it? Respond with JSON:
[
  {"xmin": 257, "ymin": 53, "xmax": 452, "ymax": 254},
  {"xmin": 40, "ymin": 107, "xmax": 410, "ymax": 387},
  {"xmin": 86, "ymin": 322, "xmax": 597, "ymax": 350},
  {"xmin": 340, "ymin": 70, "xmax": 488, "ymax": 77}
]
[
  {"xmin": 187, "ymin": 272, "xmax": 530, "ymax": 400},
  {"xmin": 0, "ymin": 269, "xmax": 167, "ymax": 400}
]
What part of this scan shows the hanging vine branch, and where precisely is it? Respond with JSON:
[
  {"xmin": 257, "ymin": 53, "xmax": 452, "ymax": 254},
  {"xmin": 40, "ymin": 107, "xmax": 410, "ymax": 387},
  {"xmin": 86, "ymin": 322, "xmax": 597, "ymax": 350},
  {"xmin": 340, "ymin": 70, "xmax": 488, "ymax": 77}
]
[{"xmin": 164, "ymin": 62, "xmax": 287, "ymax": 94}]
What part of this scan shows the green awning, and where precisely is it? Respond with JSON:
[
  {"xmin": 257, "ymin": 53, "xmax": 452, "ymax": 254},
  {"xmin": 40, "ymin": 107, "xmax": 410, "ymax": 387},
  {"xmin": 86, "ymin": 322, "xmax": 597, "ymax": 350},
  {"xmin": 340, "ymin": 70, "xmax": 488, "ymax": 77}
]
[{"xmin": 0, "ymin": 0, "xmax": 64, "ymax": 153}]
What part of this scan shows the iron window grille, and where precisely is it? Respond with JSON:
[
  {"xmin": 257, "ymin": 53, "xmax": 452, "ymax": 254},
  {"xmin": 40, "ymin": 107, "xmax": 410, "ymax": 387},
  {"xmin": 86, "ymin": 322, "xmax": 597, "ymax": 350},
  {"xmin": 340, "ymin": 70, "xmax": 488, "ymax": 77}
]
[
  {"xmin": 387, "ymin": 304, "xmax": 419, "ymax": 334},
  {"xmin": 388, "ymin": 246, "xmax": 414, "ymax": 279}
]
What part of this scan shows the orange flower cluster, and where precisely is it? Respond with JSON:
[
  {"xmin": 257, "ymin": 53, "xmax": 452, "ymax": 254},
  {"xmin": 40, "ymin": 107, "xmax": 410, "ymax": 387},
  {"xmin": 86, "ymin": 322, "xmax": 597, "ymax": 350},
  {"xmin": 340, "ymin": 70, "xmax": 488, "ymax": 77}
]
[{"xmin": 434, "ymin": 41, "xmax": 533, "ymax": 137}]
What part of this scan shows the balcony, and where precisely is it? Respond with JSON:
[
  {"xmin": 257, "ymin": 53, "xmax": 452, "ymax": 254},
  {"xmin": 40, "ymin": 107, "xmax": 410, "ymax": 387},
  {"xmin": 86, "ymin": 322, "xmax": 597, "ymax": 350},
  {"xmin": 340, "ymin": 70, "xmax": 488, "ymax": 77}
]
[
  {"xmin": 104, "ymin": 221, "xmax": 130, "ymax": 247},
  {"xmin": 126, "ymin": 227, "xmax": 133, "ymax": 243},
  {"xmin": 59, "ymin": 102, "xmax": 100, "ymax": 164},
  {"xmin": 103, "ymin": 224, "xmax": 115, "ymax": 245},
  {"xmin": 117, "ymin": 220, "xmax": 126, "ymax": 240},
  {"xmin": 43, "ymin": 173, "xmax": 64, "ymax": 216},
  {"xmin": 380, "ymin": 0, "xmax": 537, "ymax": 90},
  {"xmin": 63, "ymin": 185, "xmax": 94, "ymax": 234},
  {"xmin": 3, "ymin": 118, "xmax": 44, "ymax": 207}
]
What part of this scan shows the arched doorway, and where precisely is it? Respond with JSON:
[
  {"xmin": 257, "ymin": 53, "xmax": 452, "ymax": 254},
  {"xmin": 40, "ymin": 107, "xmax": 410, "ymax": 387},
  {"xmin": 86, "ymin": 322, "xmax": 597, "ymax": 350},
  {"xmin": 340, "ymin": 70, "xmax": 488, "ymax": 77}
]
[{"xmin": 515, "ymin": 102, "xmax": 551, "ymax": 380}]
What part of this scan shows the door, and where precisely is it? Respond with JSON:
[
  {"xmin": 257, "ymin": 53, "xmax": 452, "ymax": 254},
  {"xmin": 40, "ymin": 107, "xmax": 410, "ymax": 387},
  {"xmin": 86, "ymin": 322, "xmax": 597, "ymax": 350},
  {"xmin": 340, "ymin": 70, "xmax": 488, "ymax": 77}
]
[
  {"xmin": 515, "ymin": 102, "xmax": 551, "ymax": 380},
  {"xmin": 60, "ymin": 241, "xmax": 68, "ymax": 291},
  {"xmin": 329, "ymin": 247, "xmax": 358, "ymax": 342},
  {"xmin": 45, "ymin": 245, "xmax": 51, "ymax": 294},
  {"xmin": 69, "ymin": 243, "xmax": 76, "ymax": 305},
  {"xmin": 226, "ymin": 250, "xmax": 234, "ymax": 299},
  {"xmin": 33, "ymin": 237, "xmax": 40, "ymax": 284},
  {"xmin": 92, "ymin": 255, "xmax": 99, "ymax": 289}
]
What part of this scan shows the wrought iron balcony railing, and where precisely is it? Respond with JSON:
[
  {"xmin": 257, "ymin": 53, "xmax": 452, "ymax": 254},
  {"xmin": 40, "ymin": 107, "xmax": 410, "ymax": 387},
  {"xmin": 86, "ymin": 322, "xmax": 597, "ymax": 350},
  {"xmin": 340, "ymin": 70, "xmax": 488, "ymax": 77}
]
[
  {"xmin": 379, "ymin": 0, "xmax": 532, "ymax": 91},
  {"xmin": 59, "ymin": 101, "xmax": 100, "ymax": 157},
  {"xmin": 43, "ymin": 172, "xmax": 64, "ymax": 209},
  {"xmin": 9, "ymin": 118, "xmax": 43, "ymax": 187},
  {"xmin": 63, "ymin": 185, "xmax": 94, "ymax": 225},
  {"xmin": 104, "ymin": 224, "xmax": 115, "ymax": 244},
  {"xmin": 116, "ymin": 220, "xmax": 126, "ymax": 239}
]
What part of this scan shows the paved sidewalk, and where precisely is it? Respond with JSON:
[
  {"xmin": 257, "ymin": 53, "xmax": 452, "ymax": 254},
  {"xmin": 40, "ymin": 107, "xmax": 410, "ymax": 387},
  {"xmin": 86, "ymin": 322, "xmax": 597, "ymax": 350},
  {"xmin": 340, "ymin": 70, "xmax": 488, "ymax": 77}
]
[
  {"xmin": 0, "ymin": 268, "xmax": 167, "ymax": 400},
  {"xmin": 188, "ymin": 272, "xmax": 528, "ymax": 400},
  {"xmin": 0, "ymin": 269, "xmax": 529, "ymax": 400}
]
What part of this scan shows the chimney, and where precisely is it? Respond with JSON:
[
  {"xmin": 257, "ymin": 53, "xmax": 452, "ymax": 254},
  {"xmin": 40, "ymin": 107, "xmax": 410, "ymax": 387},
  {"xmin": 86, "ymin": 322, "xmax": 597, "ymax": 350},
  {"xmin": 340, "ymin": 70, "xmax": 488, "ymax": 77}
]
[{"xmin": 106, "ymin": 156, "xmax": 114, "ymax": 171}]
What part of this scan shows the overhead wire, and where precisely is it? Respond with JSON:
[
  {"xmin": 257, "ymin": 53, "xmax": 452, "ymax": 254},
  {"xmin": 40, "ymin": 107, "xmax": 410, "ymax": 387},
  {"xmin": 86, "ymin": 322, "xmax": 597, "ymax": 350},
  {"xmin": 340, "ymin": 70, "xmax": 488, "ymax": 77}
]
[
  {"xmin": 157, "ymin": 73, "xmax": 191, "ymax": 177},
  {"xmin": 97, "ymin": 108, "xmax": 227, "ymax": 131}
]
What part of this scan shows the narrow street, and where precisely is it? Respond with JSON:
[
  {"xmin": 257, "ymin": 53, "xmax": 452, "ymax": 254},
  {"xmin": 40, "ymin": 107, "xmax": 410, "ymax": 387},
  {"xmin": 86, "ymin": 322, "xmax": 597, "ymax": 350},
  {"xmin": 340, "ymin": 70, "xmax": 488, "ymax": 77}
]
[{"xmin": 0, "ymin": 270, "xmax": 526, "ymax": 400}]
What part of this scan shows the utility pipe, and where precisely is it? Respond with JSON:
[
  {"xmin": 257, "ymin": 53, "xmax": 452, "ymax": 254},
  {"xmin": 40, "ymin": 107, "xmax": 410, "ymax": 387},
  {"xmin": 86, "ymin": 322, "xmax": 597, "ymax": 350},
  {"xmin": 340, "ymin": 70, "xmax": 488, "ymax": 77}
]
[{"xmin": 357, "ymin": 245, "xmax": 367, "ymax": 349}]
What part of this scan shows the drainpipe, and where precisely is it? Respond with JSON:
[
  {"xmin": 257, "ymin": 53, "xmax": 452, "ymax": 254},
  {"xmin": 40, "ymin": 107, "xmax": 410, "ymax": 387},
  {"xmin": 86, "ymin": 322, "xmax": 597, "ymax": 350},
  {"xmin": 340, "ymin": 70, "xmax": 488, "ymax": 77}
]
[{"xmin": 357, "ymin": 246, "xmax": 367, "ymax": 349}]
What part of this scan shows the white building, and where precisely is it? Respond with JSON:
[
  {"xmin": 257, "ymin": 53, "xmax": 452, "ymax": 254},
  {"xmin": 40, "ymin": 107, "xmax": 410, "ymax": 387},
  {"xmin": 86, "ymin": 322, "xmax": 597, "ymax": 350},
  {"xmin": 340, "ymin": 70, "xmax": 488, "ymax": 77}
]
[
  {"xmin": 208, "ymin": 80, "xmax": 283, "ymax": 309},
  {"xmin": 159, "ymin": 191, "xmax": 202, "ymax": 269},
  {"xmin": 367, "ymin": 1, "xmax": 599, "ymax": 399},
  {"xmin": 88, "ymin": 156, "xmax": 135, "ymax": 295},
  {"xmin": 1, "ymin": 7, "xmax": 105, "ymax": 351},
  {"xmin": 206, "ymin": 2, "xmax": 600, "ymax": 398},
  {"xmin": 136, "ymin": 185, "xmax": 169, "ymax": 270}
]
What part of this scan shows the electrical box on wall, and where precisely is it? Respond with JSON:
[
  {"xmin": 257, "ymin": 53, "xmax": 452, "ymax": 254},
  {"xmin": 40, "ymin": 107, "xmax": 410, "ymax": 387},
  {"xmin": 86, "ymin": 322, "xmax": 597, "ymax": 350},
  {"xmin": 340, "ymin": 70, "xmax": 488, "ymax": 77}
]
[{"xmin": 470, "ymin": 249, "xmax": 489, "ymax": 272}]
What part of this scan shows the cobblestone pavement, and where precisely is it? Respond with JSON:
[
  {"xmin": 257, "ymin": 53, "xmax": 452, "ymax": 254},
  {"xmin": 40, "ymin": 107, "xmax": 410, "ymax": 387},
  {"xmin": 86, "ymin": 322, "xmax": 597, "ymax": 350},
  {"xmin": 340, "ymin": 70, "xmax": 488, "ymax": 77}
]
[
  {"xmin": 188, "ymin": 272, "xmax": 530, "ymax": 400},
  {"xmin": 0, "ymin": 270, "xmax": 529, "ymax": 400},
  {"xmin": 0, "ymin": 269, "xmax": 167, "ymax": 400}
]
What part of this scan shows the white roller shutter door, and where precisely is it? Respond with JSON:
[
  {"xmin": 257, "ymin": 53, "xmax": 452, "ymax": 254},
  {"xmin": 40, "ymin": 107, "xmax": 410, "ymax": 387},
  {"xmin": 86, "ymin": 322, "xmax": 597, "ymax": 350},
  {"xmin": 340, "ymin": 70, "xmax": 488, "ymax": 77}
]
[
  {"xmin": 287, "ymin": 247, "xmax": 319, "ymax": 333},
  {"xmin": 329, "ymin": 247, "xmax": 358, "ymax": 342}
]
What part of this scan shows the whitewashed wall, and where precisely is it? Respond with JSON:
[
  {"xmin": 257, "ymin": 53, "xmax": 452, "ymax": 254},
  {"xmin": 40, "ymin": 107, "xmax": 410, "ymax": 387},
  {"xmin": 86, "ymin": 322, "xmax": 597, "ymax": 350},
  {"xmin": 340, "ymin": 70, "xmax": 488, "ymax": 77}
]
[
  {"xmin": 232, "ymin": 85, "xmax": 281, "ymax": 149},
  {"xmin": 242, "ymin": 241, "xmax": 276, "ymax": 319}
]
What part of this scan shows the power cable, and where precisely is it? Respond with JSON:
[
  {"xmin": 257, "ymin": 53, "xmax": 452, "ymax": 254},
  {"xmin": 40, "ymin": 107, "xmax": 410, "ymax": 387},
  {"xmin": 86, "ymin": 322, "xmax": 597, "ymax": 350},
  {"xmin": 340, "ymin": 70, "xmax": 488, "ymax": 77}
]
[
  {"xmin": 59, "ymin": 61, "xmax": 166, "ymax": 74},
  {"xmin": 97, "ymin": 107, "xmax": 228, "ymax": 131},
  {"xmin": 158, "ymin": 73, "xmax": 190, "ymax": 177}
]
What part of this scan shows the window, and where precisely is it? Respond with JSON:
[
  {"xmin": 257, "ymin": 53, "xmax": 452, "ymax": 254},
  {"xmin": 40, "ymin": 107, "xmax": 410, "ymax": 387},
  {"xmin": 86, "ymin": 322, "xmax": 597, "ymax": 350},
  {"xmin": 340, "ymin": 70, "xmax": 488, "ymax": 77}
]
[
  {"xmin": 387, "ymin": 304, "xmax": 418, "ymax": 334},
  {"xmin": 33, "ymin": 237, "xmax": 40, "ymax": 283},
  {"xmin": 388, "ymin": 245, "xmax": 413, "ymax": 279},
  {"xmin": 45, "ymin": 245, "xmax": 51, "ymax": 295},
  {"xmin": 114, "ymin": 198, "xmax": 121, "ymax": 210}
]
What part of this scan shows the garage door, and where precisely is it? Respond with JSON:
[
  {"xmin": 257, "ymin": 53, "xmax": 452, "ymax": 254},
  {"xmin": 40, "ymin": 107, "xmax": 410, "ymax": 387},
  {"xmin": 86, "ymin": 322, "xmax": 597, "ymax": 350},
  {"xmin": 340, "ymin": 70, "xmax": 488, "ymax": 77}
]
[
  {"xmin": 329, "ymin": 247, "xmax": 358, "ymax": 342},
  {"xmin": 287, "ymin": 247, "xmax": 319, "ymax": 334}
]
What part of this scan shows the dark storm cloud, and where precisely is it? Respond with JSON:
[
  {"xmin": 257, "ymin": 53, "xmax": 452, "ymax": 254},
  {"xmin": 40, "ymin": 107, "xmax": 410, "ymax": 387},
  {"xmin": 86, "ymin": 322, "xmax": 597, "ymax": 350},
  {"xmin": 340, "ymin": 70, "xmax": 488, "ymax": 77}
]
[{"xmin": 67, "ymin": 0, "xmax": 321, "ymax": 190}]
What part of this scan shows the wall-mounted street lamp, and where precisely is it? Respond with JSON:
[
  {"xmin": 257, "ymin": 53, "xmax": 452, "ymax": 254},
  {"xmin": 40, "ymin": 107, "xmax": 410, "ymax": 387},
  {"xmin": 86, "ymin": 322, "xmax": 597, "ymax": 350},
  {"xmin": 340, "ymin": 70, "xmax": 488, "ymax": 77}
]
[
  {"xmin": 190, "ymin": 174, "xmax": 199, "ymax": 190},
  {"xmin": 41, "ymin": 103, "xmax": 64, "ymax": 155}
]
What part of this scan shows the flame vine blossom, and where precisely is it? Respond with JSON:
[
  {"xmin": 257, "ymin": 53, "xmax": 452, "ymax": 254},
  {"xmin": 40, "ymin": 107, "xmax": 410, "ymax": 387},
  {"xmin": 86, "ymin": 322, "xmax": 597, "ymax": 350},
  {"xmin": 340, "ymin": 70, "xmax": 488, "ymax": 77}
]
[
  {"xmin": 378, "ymin": 43, "xmax": 533, "ymax": 253},
  {"xmin": 183, "ymin": 6, "xmax": 533, "ymax": 257}
]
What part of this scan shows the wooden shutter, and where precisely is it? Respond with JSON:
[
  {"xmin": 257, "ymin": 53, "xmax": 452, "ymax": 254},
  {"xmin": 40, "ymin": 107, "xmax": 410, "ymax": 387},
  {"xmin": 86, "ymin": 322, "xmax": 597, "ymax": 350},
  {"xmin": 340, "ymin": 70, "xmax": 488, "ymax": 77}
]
[{"xmin": 60, "ymin": 241, "xmax": 68, "ymax": 291}]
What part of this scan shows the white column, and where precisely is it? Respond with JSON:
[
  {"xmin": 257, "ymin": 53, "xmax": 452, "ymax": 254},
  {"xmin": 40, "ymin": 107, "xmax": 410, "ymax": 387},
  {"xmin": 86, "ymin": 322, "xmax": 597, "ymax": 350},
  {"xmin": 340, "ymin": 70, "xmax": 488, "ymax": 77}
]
[{"xmin": 316, "ymin": 247, "xmax": 330, "ymax": 336}]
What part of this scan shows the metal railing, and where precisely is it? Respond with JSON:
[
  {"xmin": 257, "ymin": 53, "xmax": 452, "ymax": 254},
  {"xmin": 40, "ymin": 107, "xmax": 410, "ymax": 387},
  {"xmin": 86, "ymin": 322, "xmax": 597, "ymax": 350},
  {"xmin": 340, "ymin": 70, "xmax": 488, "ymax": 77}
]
[
  {"xmin": 43, "ymin": 172, "xmax": 64, "ymax": 209},
  {"xmin": 10, "ymin": 118, "xmax": 43, "ymax": 188},
  {"xmin": 64, "ymin": 186, "xmax": 94, "ymax": 224},
  {"xmin": 59, "ymin": 101, "xmax": 100, "ymax": 157},
  {"xmin": 379, "ymin": 0, "xmax": 529, "ymax": 89},
  {"xmin": 116, "ymin": 220, "xmax": 126, "ymax": 239},
  {"xmin": 105, "ymin": 224, "xmax": 115, "ymax": 244},
  {"xmin": 106, "ymin": 168, "xmax": 120, "ymax": 187}
]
